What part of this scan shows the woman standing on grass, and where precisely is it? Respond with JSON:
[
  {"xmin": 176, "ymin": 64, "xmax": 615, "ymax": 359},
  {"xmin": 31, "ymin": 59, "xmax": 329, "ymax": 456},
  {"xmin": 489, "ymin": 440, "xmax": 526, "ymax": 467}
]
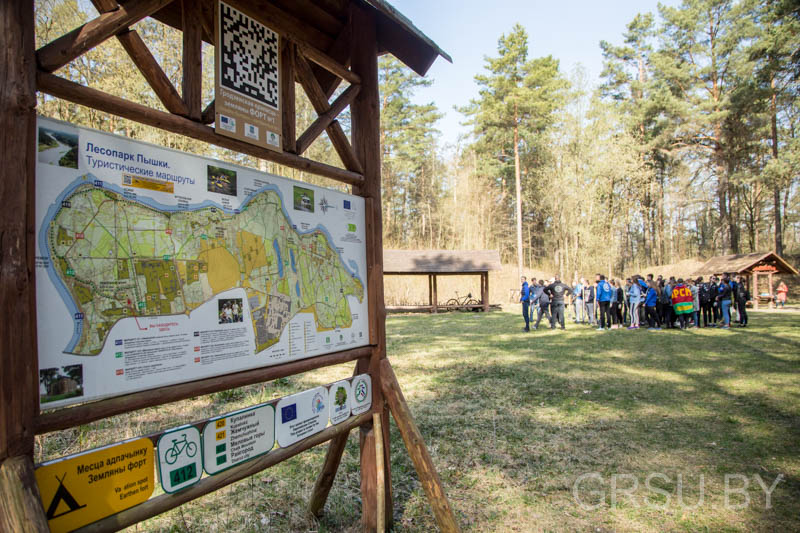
[
  {"xmin": 777, "ymin": 281, "xmax": 788, "ymax": 308},
  {"xmin": 628, "ymin": 276, "xmax": 642, "ymax": 329}
]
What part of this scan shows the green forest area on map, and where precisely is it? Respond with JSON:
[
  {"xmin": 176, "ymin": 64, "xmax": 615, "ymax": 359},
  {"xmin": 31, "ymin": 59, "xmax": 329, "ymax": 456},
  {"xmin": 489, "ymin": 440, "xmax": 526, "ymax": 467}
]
[{"xmin": 48, "ymin": 181, "xmax": 364, "ymax": 355}]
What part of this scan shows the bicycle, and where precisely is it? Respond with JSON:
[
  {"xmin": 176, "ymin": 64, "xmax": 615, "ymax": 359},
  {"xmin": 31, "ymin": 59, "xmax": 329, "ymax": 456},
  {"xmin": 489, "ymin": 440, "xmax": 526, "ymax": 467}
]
[
  {"xmin": 164, "ymin": 434, "xmax": 198, "ymax": 465},
  {"xmin": 445, "ymin": 291, "xmax": 480, "ymax": 310}
]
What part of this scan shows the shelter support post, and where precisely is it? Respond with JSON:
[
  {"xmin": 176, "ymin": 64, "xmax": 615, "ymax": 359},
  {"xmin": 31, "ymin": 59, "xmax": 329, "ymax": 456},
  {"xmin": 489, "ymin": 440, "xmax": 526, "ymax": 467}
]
[
  {"xmin": 0, "ymin": 0, "xmax": 48, "ymax": 530},
  {"xmin": 768, "ymin": 273, "xmax": 774, "ymax": 308},
  {"xmin": 753, "ymin": 273, "xmax": 759, "ymax": 309},
  {"xmin": 428, "ymin": 274, "xmax": 433, "ymax": 310},
  {"xmin": 433, "ymin": 275, "xmax": 438, "ymax": 313},
  {"xmin": 482, "ymin": 272, "xmax": 489, "ymax": 312}
]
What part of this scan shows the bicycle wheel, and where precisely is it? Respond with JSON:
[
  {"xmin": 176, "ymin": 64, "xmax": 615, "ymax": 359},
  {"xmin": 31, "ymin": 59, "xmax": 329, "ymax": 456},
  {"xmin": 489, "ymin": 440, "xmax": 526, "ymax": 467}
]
[
  {"xmin": 466, "ymin": 298, "xmax": 481, "ymax": 311},
  {"xmin": 444, "ymin": 299, "xmax": 458, "ymax": 308},
  {"xmin": 186, "ymin": 442, "xmax": 198, "ymax": 458},
  {"xmin": 165, "ymin": 448, "xmax": 178, "ymax": 465}
]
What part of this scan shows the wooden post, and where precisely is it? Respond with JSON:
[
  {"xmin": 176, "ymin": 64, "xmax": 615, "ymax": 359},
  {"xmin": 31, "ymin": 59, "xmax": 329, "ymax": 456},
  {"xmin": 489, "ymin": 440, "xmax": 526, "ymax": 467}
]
[
  {"xmin": 373, "ymin": 412, "xmax": 386, "ymax": 533},
  {"xmin": 753, "ymin": 273, "xmax": 759, "ymax": 309},
  {"xmin": 768, "ymin": 272, "xmax": 774, "ymax": 308},
  {"xmin": 350, "ymin": 4, "xmax": 392, "ymax": 530},
  {"xmin": 428, "ymin": 274, "xmax": 433, "ymax": 312},
  {"xmin": 0, "ymin": 1, "xmax": 48, "ymax": 530},
  {"xmin": 482, "ymin": 272, "xmax": 489, "ymax": 312},
  {"xmin": 280, "ymin": 39, "xmax": 297, "ymax": 153},
  {"xmin": 181, "ymin": 0, "xmax": 203, "ymax": 120},
  {"xmin": 433, "ymin": 274, "xmax": 438, "ymax": 313},
  {"xmin": 380, "ymin": 359, "xmax": 461, "ymax": 533}
]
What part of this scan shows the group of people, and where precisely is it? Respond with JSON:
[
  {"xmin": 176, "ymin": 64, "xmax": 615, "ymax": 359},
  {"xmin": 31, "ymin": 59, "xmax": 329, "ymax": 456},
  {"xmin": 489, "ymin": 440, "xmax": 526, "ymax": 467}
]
[{"xmin": 520, "ymin": 272, "xmax": 758, "ymax": 332}]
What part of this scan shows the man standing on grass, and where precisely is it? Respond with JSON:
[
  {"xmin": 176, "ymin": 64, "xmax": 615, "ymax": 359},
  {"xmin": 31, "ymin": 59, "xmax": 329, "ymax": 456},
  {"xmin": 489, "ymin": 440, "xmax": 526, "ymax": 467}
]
[
  {"xmin": 735, "ymin": 275, "xmax": 749, "ymax": 327},
  {"xmin": 533, "ymin": 279, "xmax": 551, "ymax": 329},
  {"xmin": 520, "ymin": 276, "xmax": 531, "ymax": 332},
  {"xmin": 545, "ymin": 276, "xmax": 572, "ymax": 330},
  {"xmin": 671, "ymin": 278, "xmax": 694, "ymax": 329},
  {"xmin": 698, "ymin": 276, "xmax": 713, "ymax": 327},
  {"xmin": 596, "ymin": 274, "xmax": 613, "ymax": 331},
  {"xmin": 572, "ymin": 278, "xmax": 584, "ymax": 323}
]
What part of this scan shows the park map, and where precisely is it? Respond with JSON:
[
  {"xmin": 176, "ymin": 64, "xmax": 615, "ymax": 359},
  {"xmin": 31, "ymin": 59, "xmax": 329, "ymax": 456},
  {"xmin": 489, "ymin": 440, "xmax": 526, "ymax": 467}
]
[{"xmin": 48, "ymin": 181, "xmax": 364, "ymax": 355}]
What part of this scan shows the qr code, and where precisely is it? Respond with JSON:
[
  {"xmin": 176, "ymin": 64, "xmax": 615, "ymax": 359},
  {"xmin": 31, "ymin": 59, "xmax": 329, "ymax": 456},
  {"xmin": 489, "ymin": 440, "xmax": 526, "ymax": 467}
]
[{"xmin": 220, "ymin": 2, "xmax": 279, "ymax": 109}]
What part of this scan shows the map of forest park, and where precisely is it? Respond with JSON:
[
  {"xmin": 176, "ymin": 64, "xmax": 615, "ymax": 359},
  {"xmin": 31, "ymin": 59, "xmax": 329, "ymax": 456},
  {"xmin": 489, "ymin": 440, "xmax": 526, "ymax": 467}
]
[{"xmin": 48, "ymin": 178, "xmax": 364, "ymax": 355}]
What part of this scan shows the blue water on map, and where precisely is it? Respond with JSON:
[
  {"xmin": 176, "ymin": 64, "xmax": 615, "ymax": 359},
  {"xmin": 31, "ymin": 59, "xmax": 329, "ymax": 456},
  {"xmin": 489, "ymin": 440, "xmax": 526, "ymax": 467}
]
[
  {"xmin": 273, "ymin": 239, "xmax": 284, "ymax": 278},
  {"xmin": 290, "ymin": 249, "xmax": 297, "ymax": 273},
  {"xmin": 41, "ymin": 173, "xmax": 365, "ymax": 353},
  {"xmin": 295, "ymin": 282, "xmax": 301, "ymax": 298}
]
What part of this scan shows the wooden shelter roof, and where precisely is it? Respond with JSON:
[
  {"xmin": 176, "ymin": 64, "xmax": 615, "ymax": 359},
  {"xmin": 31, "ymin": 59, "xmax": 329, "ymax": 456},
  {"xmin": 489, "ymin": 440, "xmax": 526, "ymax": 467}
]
[
  {"xmin": 136, "ymin": 0, "xmax": 451, "ymax": 76},
  {"xmin": 384, "ymin": 250, "xmax": 502, "ymax": 274},
  {"xmin": 692, "ymin": 251, "xmax": 799, "ymax": 276}
]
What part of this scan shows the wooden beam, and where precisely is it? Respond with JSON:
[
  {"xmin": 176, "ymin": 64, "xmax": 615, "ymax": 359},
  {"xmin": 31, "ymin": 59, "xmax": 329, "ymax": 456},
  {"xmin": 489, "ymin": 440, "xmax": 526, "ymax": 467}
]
[
  {"xmin": 181, "ymin": 0, "xmax": 202, "ymax": 119},
  {"xmin": 1, "ymin": 0, "xmax": 39, "ymax": 464},
  {"xmin": 307, "ymin": 427, "xmax": 350, "ymax": 517},
  {"xmin": 380, "ymin": 359, "xmax": 460, "ymax": 533},
  {"xmin": 89, "ymin": 2, "xmax": 188, "ymax": 116},
  {"xmin": 271, "ymin": 0, "xmax": 344, "ymax": 37},
  {"xmin": 225, "ymin": 0, "xmax": 333, "ymax": 50},
  {"xmin": 317, "ymin": 22, "xmax": 352, "ymax": 98},
  {"xmin": 200, "ymin": 99, "xmax": 215, "ymax": 124},
  {"xmin": 350, "ymin": 6, "xmax": 393, "ymax": 529},
  {"xmin": 373, "ymin": 412, "xmax": 386, "ymax": 533},
  {"xmin": 75, "ymin": 412, "xmax": 372, "ymax": 533},
  {"xmin": 35, "ymin": 344, "xmax": 371, "ymax": 434},
  {"xmin": 280, "ymin": 39, "xmax": 297, "ymax": 153},
  {"xmin": 296, "ymin": 83, "xmax": 360, "ymax": 155},
  {"xmin": 118, "ymin": 30, "xmax": 190, "ymax": 116},
  {"xmin": 36, "ymin": 72, "xmax": 365, "ymax": 187},
  {"xmin": 296, "ymin": 41, "xmax": 360, "ymax": 86},
  {"xmin": 0, "ymin": 456, "xmax": 49, "ymax": 533},
  {"xmin": 36, "ymin": 0, "xmax": 173, "ymax": 73},
  {"xmin": 295, "ymin": 52, "xmax": 363, "ymax": 173}
]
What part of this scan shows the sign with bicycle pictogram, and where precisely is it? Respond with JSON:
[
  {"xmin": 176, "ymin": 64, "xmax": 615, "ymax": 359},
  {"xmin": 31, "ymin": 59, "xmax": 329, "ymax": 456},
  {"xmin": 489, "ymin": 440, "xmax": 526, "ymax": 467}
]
[{"xmin": 157, "ymin": 426, "xmax": 202, "ymax": 493}]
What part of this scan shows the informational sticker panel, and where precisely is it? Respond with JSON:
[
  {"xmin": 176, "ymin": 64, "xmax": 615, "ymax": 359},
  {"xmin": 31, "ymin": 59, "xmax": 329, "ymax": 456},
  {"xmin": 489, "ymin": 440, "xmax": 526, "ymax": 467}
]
[
  {"xmin": 351, "ymin": 374, "xmax": 372, "ymax": 415},
  {"xmin": 35, "ymin": 438, "xmax": 154, "ymax": 533},
  {"xmin": 157, "ymin": 426, "xmax": 203, "ymax": 493},
  {"xmin": 215, "ymin": 0, "xmax": 282, "ymax": 151},
  {"xmin": 275, "ymin": 386, "xmax": 329, "ymax": 448},
  {"xmin": 328, "ymin": 380, "xmax": 352, "ymax": 425},
  {"xmin": 202, "ymin": 403, "xmax": 275, "ymax": 474},
  {"xmin": 35, "ymin": 116, "xmax": 368, "ymax": 408}
]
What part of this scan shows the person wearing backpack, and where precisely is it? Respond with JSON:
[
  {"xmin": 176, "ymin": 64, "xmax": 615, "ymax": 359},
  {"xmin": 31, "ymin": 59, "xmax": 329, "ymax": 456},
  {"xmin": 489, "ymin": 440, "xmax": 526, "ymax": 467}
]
[
  {"xmin": 735, "ymin": 275, "xmax": 750, "ymax": 327},
  {"xmin": 520, "ymin": 276, "xmax": 531, "ymax": 332}
]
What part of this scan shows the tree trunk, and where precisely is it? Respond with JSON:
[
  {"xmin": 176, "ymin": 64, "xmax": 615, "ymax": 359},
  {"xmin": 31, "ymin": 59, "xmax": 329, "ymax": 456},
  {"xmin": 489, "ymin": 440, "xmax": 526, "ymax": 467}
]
[
  {"xmin": 513, "ymin": 106, "xmax": 523, "ymax": 279},
  {"xmin": 771, "ymin": 78, "xmax": 783, "ymax": 255}
]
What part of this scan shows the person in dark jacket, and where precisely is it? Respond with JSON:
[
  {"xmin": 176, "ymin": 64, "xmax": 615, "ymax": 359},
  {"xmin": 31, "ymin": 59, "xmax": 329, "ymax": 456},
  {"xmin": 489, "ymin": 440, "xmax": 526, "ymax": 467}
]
[
  {"xmin": 710, "ymin": 276, "xmax": 721, "ymax": 323},
  {"xmin": 533, "ymin": 280, "xmax": 551, "ymax": 329},
  {"xmin": 717, "ymin": 275, "xmax": 733, "ymax": 328},
  {"xmin": 697, "ymin": 276, "xmax": 713, "ymax": 327},
  {"xmin": 735, "ymin": 275, "xmax": 749, "ymax": 327},
  {"xmin": 520, "ymin": 276, "xmax": 531, "ymax": 332},
  {"xmin": 545, "ymin": 277, "xmax": 572, "ymax": 330}
]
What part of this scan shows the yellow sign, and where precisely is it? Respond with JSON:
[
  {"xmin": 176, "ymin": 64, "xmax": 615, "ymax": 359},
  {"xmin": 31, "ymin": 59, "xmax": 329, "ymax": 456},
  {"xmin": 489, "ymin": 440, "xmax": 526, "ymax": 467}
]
[
  {"xmin": 122, "ymin": 172, "xmax": 174, "ymax": 193},
  {"xmin": 35, "ymin": 438, "xmax": 154, "ymax": 533}
]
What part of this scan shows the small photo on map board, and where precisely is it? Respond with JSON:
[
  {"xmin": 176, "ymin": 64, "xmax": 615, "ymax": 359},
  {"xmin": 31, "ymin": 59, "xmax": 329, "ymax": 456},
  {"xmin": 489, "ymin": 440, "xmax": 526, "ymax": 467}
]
[
  {"xmin": 38, "ymin": 124, "xmax": 79, "ymax": 169},
  {"xmin": 215, "ymin": 1, "xmax": 281, "ymax": 151},
  {"xmin": 34, "ymin": 116, "xmax": 368, "ymax": 409}
]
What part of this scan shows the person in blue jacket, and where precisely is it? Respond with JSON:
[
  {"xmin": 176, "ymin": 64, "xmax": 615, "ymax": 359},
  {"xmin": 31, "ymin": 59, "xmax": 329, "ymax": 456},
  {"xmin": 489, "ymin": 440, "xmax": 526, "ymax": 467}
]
[
  {"xmin": 596, "ymin": 274, "xmax": 613, "ymax": 330},
  {"xmin": 627, "ymin": 276, "xmax": 642, "ymax": 329},
  {"xmin": 644, "ymin": 280, "xmax": 661, "ymax": 330},
  {"xmin": 520, "ymin": 276, "xmax": 531, "ymax": 332},
  {"xmin": 717, "ymin": 274, "xmax": 733, "ymax": 329}
]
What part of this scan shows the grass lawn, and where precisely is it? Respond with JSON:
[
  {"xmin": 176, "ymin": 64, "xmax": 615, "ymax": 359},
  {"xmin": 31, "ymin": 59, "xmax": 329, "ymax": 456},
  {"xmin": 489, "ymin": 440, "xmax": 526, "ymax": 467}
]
[{"xmin": 37, "ymin": 310, "xmax": 800, "ymax": 532}]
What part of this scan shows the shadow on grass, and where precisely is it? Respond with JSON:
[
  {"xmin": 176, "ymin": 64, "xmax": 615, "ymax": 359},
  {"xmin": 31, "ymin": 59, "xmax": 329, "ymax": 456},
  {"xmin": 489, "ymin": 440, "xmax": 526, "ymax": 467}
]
[{"xmin": 373, "ymin": 310, "xmax": 800, "ymax": 531}]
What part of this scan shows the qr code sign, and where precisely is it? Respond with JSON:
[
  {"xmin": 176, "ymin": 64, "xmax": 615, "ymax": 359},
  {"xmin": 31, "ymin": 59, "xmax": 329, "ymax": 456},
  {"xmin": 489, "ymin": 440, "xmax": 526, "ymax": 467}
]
[{"xmin": 220, "ymin": 2, "xmax": 279, "ymax": 109}]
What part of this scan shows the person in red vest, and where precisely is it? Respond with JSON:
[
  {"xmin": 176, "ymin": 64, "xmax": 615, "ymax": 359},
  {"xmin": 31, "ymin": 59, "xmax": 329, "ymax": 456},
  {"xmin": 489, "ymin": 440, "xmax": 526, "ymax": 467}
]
[{"xmin": 671, "ymin": 278, "xmax": 694, "ymax": 330}]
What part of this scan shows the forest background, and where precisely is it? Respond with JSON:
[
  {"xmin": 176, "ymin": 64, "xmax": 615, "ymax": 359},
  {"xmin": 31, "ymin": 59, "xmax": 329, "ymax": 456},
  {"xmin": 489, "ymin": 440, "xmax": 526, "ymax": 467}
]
[{"xmin": 36, "ymin": 0, "xmax": 800, "ymax": 302}]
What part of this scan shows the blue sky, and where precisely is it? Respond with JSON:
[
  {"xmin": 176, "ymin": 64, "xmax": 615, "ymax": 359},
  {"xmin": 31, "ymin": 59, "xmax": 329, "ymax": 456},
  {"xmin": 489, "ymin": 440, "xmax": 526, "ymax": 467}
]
[{"xmin": 392, "ymin": 0, "xmax": 682, "ymax": 148}]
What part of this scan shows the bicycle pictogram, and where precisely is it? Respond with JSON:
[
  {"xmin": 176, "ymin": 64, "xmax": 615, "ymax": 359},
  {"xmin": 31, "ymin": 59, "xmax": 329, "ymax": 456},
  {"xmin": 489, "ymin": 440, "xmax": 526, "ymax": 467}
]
[{"xmin": 164, "ymin": 434, "xmax": 198, "ymax": 465}]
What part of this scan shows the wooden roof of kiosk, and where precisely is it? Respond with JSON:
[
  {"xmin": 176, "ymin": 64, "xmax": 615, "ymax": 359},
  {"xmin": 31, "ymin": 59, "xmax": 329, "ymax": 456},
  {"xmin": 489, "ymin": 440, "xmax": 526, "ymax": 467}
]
[
  {"xmin": 0, "ymin": 1, "xmax": 461, "ymax": 532},
  {"xmin": 692, "ymin": 251, "xmax": 798, "ymax": 309},
  {"xmin": 384, "ymin": 250, "xmax": 501, "ymax": 313}
]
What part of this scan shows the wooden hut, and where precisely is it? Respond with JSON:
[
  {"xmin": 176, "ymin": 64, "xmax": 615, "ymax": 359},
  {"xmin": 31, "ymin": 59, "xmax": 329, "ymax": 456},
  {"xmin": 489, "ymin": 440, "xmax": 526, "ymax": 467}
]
[
  {"xmin": 693, "ymin": 251, "xmax": 799, "ymax": 308},
  {"xmin": 384, "ymin": 250, "xmax": 501, "ymax": 312}
]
